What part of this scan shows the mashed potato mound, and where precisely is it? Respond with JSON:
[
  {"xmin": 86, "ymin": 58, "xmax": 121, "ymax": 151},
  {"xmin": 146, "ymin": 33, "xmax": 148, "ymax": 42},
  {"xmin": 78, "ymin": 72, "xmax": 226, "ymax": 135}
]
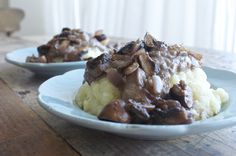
[
  {"xmin": 75, "ymin": 77, "xmax": 120, "ymax": 116},
  {"xmin": 76, "ymin": 68, "xmax": 229, "ymax": 120},
  {"xmin": 170, "ymin": 68, "xmax": 229, "ymax": 120}
]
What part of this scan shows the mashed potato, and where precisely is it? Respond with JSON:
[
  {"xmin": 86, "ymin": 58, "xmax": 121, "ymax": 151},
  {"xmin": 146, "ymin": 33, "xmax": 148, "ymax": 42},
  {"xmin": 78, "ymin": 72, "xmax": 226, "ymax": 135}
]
[
  {"xmin": 170, "ymin": 68, "xmax": 229, "ymax": 120},
  {"xmin": 75, "ymin": 77, "xmax": 120, "ymax": 116},
  {"xmin": 76, "ymin": 68, "xmax": 229, "ymax": 120}
]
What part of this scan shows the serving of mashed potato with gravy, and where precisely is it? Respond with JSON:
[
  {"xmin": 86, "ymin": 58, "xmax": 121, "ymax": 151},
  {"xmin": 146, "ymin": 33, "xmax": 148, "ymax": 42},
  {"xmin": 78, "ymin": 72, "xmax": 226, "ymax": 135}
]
[{"xmin": 75, "ymin": 67, "xmax": 229, "ymax": 120}]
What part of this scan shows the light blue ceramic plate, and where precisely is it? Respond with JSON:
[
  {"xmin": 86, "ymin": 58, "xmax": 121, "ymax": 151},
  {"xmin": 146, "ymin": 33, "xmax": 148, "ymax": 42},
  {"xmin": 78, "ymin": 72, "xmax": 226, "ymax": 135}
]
[
  {"xmin": 38, "ymin": 67, "xmax": 236, "ymax": 140},
  {"xmin": 5, "ymin": 47, "xmax": 86, "ymax": 77}
]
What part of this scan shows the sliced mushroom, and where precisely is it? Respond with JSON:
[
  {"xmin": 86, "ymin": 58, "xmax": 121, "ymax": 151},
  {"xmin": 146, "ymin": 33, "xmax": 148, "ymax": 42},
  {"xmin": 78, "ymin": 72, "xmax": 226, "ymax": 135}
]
[
  {"xmin": 117, "ymin": 40, "xmax": 140, "ymax": 55},
  {"xmin": 131, "ymin": 48, "xmax": 146, "ymax": 58},
  {"xmin": 144, "ymin": 33, "xmax": 167, "ymax": 51},
  {"xmin": 98, "ymin": 100, "xmax": 131, "ymax": 123},
  {"xmin": 151, "ymin": 99, "xmax": 193, "ymax": 124},
  {"xmin": 95, "ymin": 34, "xmax": 107, "ymax": 42},
  {"xmin": 84, "ymin": 53, "xmax": 111, "ymax": 84},
  {"xmin": 106, "ymin": 68, "xmax": 125, "ymax": 88},
  {"xmin": 144, "ymin": 33, "xmax": 155, "ymax": 48},
  {"xmin": 110, "ymin": 54, "xmax": 132, "ymax": 69},
  {"xmin": 37, "ymin": 44, "xmax": 50, "ymax": 56},
  {"xmin": 138, "ymin": 53, "xmax": 159, "ymax": 76},
  {"xmin": 124, "ymin": 62, "xmax": 139, "ymax": 75},
  {"xmin": 126, "ymin": 100, "xmax": 151, "ymax": 123},
  {"xmin": 169, "ymin": 80, "xmax": 193, "ymax": 109},
  {"xmin": 122, "ymin": 68, "xmax": 147, "ymax": 102},
  {"xmin": 62, "ymin": 27, "xmax": 71, "ymax": 32}
]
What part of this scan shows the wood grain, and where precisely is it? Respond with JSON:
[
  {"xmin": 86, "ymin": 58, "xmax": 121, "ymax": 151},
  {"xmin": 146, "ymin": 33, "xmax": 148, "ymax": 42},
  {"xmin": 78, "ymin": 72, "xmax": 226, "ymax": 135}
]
[{"xmin": 0, "ymin": 79, "xmax": 80, "ymax": 156}]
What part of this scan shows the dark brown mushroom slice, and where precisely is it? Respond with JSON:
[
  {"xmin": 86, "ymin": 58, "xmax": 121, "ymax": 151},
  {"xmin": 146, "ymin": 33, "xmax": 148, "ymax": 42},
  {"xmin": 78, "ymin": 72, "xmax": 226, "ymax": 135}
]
[
  {"xmin": 169, "ymin": 80, "xmax": 193, "ymax": 109},
  {"xmin": 117, "ymin": 40, "xmax": 141, "ymax": 55},
  {"xmin": 144, "ymin": 33, "xmax": 155, "ymax": 48},
  {"xmin": 144, "ymin": 33, "xmax": 168, "ymax": 51},
  {"xmin": 106, "ymin": 68, "xmax": 125, "ymax": 88},
  {"xmin": 37, "ymin": 44, "xmax": 50, "ymax": 56},
  {"xmin": 131, "ymin": 48, "xmax": 146, "ymax": 61},
  {"xmin": 110, "ymin": 54, "xmax": 132, "ymax": 69},
  {"xmin": 138, "ymin": 53, "xmax": 159, "ymax": 76},
  {"xmin": 59, "ymin": 30, "xmax": 70, "ymax": 38},
  {"xmin": 122, "ymin": 68, "xmax": 148, "ymax": 102},
  {"xmin": 84, "ymin": 53, "xmax": 111, "ymax": 84},
  {"xmin": 124, "ymin": 62, "xmax": 139, "ymax": 75},
  {"xmin": 126, "ymin": 100, "xmax": 151, "ymax": 124},
  {"xmin": 62, "ymin": 27, "xmax": 71, "ymax": 32},
  {"xmin": 94, "ymin": 31, "xmax": 107, "ymax": 42},
  {"xmin": 141, "ymin": 88, "xmax": 161, "ymax": 103},
  {"xmin": 151, "ymin": 99, "xmax": 193, "ymax": 124},
  {"xmin": 98, "ymin": 100, "xmax": 131, "ymax": 123}
]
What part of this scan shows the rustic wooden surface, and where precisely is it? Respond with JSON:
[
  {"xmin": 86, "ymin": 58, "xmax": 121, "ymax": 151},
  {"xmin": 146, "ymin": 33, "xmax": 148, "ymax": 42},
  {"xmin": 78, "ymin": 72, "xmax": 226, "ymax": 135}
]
[
  {"xmin": 0, "ymin": 79, "xmax": 80, "ymax": 156},
  {"xmin": 1, "ymin": 36, "xmax": 236, "ymax": 156}
]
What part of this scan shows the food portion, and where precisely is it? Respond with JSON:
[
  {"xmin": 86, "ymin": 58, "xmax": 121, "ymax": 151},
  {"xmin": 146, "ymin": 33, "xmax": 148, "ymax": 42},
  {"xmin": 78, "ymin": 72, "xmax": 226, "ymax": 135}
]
[
  {"xmin": 169, "ymin": 68, "xmax": 228, "ymax": 120},
  {"xmin": 75, "ymin": 33, "xmax": 229, "ymax": 125},
  {"xmin": 26, "ymin": 28, "xmax": 110, "ymax": 63}
]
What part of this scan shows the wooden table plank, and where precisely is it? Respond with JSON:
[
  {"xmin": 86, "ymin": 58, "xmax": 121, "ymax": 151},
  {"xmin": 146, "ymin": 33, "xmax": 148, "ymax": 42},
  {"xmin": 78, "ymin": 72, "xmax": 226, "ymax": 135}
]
[{"xmin": 0, "ymin": 79, "xmax": 81, "ymax": 156}]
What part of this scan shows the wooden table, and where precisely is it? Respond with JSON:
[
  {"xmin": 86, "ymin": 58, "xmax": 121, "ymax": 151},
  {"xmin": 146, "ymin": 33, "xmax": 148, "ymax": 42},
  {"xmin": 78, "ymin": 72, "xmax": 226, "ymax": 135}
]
[{"xmin": 1, "ymin": 36, "xmax": 236, "ymax": 156}]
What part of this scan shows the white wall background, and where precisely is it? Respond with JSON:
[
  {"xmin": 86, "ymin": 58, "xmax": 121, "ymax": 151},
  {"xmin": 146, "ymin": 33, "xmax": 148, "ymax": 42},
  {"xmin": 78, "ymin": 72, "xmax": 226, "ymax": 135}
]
[
  {"xmin": 10, "ymin": 0, "xmax": 236, "ymax": 53},
  {"xmin": 10, "ymin": 0, "xmax": 45, "ymax": 35}
]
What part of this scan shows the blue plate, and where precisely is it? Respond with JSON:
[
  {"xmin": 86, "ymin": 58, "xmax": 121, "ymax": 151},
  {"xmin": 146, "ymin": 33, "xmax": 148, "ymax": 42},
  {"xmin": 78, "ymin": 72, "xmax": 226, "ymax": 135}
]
[{"xmin": 5, "ymin": 47, "xmax": 87, "ymax": 77}]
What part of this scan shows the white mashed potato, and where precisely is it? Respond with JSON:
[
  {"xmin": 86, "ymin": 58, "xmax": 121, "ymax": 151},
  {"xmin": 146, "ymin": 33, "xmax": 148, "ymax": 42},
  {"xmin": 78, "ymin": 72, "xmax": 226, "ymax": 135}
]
[
  {"xmin": 75, "ymin": 77, "xmax": 120, "ymax": 116},
  {"xmin": 170, "ymin": 68, "xmax": 229, "ymax": 120},
  {"xmin": 76, "ymin": 68, "xmax": 229, "ymax": 120}
]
